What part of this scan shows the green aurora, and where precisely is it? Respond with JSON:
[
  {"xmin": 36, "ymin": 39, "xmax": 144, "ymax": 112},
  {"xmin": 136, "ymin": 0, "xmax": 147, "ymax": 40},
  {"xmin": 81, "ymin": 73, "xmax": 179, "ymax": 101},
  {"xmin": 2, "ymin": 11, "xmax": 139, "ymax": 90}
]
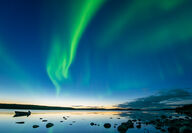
[
  {"xmin": 0, "ymin": 0, "xmax": 191, "ymax": 106},
  {"xmin": 46, "ymin": 0, "xmax": 105, "ymax": 95}
]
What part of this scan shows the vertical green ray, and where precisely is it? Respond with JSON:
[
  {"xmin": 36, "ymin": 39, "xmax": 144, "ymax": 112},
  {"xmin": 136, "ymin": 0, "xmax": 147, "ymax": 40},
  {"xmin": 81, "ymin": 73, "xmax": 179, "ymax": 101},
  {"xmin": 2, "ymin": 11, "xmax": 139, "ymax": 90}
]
[
  {"xmin": 63, "ymin": 0, "xmax": 105, "ymax": 78},
  {"xmin": 47, "ymin": 0, "xmax": 105, "ymax": 95}
]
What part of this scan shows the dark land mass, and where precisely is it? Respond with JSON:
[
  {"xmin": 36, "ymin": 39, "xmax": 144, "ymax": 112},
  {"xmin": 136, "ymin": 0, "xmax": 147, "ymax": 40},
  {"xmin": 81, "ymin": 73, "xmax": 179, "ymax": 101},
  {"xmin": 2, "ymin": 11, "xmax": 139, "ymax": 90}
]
[
  {"xmin": 0, "ymin": 103, "xmax": 192, "ymax": 111},
  {"xmin": 0, "ymin": 103, "xmax": 137, "ymax": 110},
  {"xmin": 0, "ymin": 103, "xmax": 74, "ymax": 110}
]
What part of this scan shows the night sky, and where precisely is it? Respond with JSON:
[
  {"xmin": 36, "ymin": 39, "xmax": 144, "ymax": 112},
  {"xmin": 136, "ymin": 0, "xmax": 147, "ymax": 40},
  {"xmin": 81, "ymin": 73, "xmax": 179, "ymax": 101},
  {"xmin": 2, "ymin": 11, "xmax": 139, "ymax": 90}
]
[{"xmin": 0, "ymin": 0, "xmax": 192, "ymax": 108}]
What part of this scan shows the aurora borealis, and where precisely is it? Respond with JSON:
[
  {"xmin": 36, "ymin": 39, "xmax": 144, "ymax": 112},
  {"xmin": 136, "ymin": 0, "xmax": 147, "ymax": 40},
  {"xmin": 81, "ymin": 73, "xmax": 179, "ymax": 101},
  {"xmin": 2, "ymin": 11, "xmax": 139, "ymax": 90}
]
[
  {"xmin": 47, "ymin": 0, "xmax": 105, "ymax": 95},
  {"xmin": 0, "ymin": 0, "xmax": 192, "ymax": 107}
]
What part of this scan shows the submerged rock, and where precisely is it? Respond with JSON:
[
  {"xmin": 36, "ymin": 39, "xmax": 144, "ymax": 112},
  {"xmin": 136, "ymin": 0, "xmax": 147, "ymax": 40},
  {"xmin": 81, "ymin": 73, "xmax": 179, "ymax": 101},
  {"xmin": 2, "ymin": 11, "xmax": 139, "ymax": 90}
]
[
  {"xmin": 42, "ymin": 120, "xmax": 47, "ymax": 122},
  {"xmin": 33, "ymin": 125, "xmax": 39, "ymax": 128},
  {"xmin": 136, "ymin": 124, "xmax": 141, "ymax": 128},
  {"xmin": 46, "ymin": 123, "xmax": 54, "ymax": 128},
  {"xmin": 90, "ymin": 122, "xmax": 94, "ymax": 126},
  {"xmin": 104, "ymin": 123, "xmax": 111, "ymax": 128},
  {"xmin": 16, "ymin": 122, "xmax": 25, "ymax": 124}
]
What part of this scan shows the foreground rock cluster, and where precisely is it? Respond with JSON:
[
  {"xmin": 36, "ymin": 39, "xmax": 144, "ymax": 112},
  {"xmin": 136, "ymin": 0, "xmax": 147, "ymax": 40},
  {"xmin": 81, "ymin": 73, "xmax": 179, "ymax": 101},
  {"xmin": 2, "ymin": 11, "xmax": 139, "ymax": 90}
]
[
  {"xmin": 147, "ymin": 115, "xmax": 192, "ymax": 133},
  {"xmin": 117, "ymin": 114, "xmax": 192, "ymax": 133}
]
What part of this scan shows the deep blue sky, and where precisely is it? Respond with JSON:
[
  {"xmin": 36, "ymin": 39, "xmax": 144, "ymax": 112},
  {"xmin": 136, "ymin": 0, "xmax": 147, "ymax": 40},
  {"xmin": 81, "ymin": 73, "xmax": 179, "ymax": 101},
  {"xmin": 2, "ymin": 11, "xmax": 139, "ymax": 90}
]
[{"xmin": 0, "ymin": 0, "xmax": 192, "ymax": 107}]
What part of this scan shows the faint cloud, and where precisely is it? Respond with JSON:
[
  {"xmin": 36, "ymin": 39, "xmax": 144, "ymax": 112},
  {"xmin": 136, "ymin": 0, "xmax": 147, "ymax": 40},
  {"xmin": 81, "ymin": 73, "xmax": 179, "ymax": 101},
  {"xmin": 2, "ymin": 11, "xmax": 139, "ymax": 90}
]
[{"xmin": 117, "ymin": 89, "xmax": 192, "ymax": 109}]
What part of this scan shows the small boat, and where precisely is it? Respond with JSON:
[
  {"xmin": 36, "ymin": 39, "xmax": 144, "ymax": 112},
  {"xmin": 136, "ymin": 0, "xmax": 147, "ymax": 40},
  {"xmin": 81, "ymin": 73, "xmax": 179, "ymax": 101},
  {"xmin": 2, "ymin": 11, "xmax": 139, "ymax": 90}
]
[{"xmin": 14, "ymin": 111, "xmax": 31, "ymax": 117}]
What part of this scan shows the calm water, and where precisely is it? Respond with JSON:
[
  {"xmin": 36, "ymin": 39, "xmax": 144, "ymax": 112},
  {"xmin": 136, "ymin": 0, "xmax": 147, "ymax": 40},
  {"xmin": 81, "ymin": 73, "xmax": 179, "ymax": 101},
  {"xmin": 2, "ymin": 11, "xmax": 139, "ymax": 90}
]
[{"xmin": 0, "ymin": 109, "xmax": 184, "ymax": 133}]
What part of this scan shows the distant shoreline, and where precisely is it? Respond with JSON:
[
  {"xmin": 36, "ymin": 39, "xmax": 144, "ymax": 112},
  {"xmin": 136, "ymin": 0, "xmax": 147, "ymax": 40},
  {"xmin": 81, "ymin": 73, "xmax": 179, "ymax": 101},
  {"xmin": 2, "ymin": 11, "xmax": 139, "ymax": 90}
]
[{"xmin": 0, "ymin": 103, "xmax": 181, "ymax": 111}]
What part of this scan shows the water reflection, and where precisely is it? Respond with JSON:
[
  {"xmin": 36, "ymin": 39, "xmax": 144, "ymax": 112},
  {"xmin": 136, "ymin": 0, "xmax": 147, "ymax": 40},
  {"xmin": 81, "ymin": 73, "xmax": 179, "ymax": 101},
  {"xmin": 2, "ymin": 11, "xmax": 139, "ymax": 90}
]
[
  {"xmin": 116, "ymin": 110, "xmax": 180, "ymax": 121},
  {"xmin": 0, "ymin": 109, "xmax": 189, "ymax": 133}
]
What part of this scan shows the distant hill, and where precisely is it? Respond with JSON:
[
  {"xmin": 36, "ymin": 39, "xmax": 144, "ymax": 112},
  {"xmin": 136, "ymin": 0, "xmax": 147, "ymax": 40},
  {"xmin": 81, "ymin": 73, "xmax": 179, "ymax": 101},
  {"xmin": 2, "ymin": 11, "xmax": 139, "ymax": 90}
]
[
  {"xmin": 0, "ymin": 103, "xmax": 139, "ymax": 110},
  {"xmin": 0, "ymin": 103, "xmax": 74, "ymax": 110}
]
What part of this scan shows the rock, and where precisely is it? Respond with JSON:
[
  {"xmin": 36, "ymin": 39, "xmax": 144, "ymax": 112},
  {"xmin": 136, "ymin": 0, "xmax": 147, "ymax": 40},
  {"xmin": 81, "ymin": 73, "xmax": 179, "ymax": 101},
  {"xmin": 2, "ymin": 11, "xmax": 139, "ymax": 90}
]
[
  {"xmin": 90, "ymin": 122, "xmax": 94, "ymax": 126},
  {"xmin": 40, "ymin": 118, "xmax": 43, "ymax": 120},
  {"xmin": 127, "ymin": 120, "xmax": 134, "ymax": 128},
  {"xmin": 118, "ymin": 123, "xmax": 128, "ymax": 133},
  {"xmin": 136, "ymin": 122, "xmax": 141, "ymax": 125},
  {"xmin": 185, "ymin": 116, "xmax": 189, "ymax": 119},
  {"xmin": 42, "ymin": 120, "xmax": 47, "ymax": 122},
  {"xmin": 161, "ymin": 129, "xmax": 166, "ymax": 132},
  {"xmin": 16, "ymin": 122, "xmax": 25, "ymax": 124},
  {"xmin": 33, "ymin": 125, "xmax": 39, "ymax": 128},
  {"xmin": 149, "ymin": 120, "xmax": 156, "ymax": 124},
  {"xmin": 155, "ymin": 123, "xmax": 162, "ymax": 129},
  {"xmin": 136, "ymin": 124, "xmax": 141, "ymax": 128},
  {"xmin": 168, "ymin": 126, "xmax": 179, "ymax": 133},
  {"xmin": 46, "ymin": 123, "xmax": 54, "ymax": 128},
  {"xmin": 179, "ymin": 126, "xmax": 192, "ymax": 133},
  {"xmin": 117, "ymin": 118, "xmax": 120, "ymax": 119},
  {"xmin": 60, "ymin": 121, "xmax": 63, "ymax": 122},
  {"xmin": 104, "ymin": 123, "xmax": 111, "ymax": 128},
  {"xmin": 155, "ymin": 125, "xmax": 161, "ymax": 130},
  {"xmin": 117, "ymin": 121, "xmax": 134, "ymax": 133},
  {"xmin": 161, "ymin": 115, "xmax": 167, "ymax": 119},
  {"xmin": 63, "ymin": 117, "xmax": 67, "ymax": 120}
]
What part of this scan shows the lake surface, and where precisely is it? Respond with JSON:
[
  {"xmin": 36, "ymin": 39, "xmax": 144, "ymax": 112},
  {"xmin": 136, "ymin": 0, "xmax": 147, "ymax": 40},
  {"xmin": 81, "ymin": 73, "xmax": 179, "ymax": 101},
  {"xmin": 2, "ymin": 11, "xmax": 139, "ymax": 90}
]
[{"xmin": 0, "ymin": 109, "xmax": 186, "ymax": 133}]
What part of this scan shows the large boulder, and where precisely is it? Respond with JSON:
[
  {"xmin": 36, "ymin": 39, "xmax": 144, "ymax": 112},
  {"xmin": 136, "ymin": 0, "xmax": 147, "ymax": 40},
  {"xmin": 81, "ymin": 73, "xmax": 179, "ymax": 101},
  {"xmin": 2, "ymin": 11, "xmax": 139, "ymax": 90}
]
[
  {"xmin": 118, "ymin": 120, "xmax": 134, "ymax": 133},
  {"xmin": 46, "ymin": 123, "xmax": 54, "ymax": 128},
  {"xmin": 104, "ymin": 123, "xmax": 111, "ymax": 128},
  {"xmin": 118, "ymin": 123, "xmax": 129, "ymax": 133}
]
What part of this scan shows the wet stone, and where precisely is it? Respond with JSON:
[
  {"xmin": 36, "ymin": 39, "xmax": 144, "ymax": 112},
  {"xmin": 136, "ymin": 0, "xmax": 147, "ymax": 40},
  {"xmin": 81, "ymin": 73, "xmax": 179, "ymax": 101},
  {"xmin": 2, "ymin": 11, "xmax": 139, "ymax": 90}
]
[
  {"xmin": 33, "ymin": 125, "xmax": 39, "ymax": 128},
  {"xmin": 46, "ymin": 123, "xmax": 54, "ymax": 128},
  {"xmin": 104, "ymin": 123, "xmax": 111, "ymax": 128}
]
